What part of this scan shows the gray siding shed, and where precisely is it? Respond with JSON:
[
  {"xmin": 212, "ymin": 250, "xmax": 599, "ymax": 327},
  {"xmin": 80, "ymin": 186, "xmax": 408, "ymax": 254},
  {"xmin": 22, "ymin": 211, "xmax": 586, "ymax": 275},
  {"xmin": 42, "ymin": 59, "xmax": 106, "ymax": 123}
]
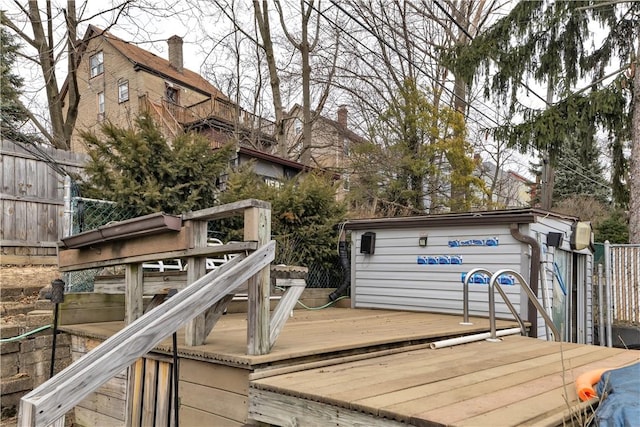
[{"xmin": 346, "ymin": 209, "xmax": 594, "ymax": 344}]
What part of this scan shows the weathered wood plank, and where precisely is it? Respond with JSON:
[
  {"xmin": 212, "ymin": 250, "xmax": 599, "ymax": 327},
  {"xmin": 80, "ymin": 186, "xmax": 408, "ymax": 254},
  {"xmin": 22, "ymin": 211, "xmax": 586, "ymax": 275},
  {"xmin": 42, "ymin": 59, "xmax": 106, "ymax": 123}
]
[
  {"xmin": 183, "ymin": 199, "xmax": 270, "ymax": 221},
  {"xmin": 141, "ymin": 358, "xmax": 158, "ymax": 426},
  {"xmin": 203, "ymin": 294, "xmax": 235, "ymax": 339},
  {"xmin": 0, "ymin": 254, "xmax": 57, "ymax": 265},
  {"xmin": 180, "ymin": 406, "xmax": 242, "ymax": 427},
  {"xmin": 76, "ymin": 390, "xmax": 126, "ymax": 421},
  {"xmin": 154, "ymin": 361, "xmax": 172, "ymax": 427},
  {"xmin": 59, "ymin": 294, "xmax": 125, "ymax": 325},
  {"xmin": 74, "ymin": 406, "xmax": 123, "ymax": 427},
  {"xmin": 179, "ymin": 381, "xmax": 247, "ymax": 423},
  {"xmin": 125, "ymin": 263, "xmax": 144, "ymax": 324},
  {"xmin": 58, "ymin": 241, "xmax": 256, "ymax": 272},
  {"xmin": 185, "ymin": 220, "xmax": 208, "ymax": 346},
  {"xmin": 179, "ymin": 359, "xmax": 249, "ymax": 396},
  {"xmin": 126, "ymin": 358, "xmax": 144, "ymax": 427},
  {"xmin": 248, "ymin": 388, "xmax": 408, "ymax": 427},
  {"xmin": 245, "ymin": 207, "xmax": 271, "ymax": 356},
  {"xmin": 269, "ymin": 279, "xmax": 306, "ymax": 348},
  {"xmin": 58, "ymin": 228, "xmax": 191, "ymax": 270},
  {"xmin": 20, "ymin": 242, "xmax": 274, "ymax": 427}
]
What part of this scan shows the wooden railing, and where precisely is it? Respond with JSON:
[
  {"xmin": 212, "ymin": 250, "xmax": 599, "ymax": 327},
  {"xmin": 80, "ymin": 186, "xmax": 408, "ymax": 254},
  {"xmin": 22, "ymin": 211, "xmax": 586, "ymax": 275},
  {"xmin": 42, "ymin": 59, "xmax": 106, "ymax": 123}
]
[
  {"xmin": 138, "ymin": 94, "xmax": 276, "ymax": 137},
  {"xmin": 18, "ymin": 199, "xmax": 305, "ymax": 426}
]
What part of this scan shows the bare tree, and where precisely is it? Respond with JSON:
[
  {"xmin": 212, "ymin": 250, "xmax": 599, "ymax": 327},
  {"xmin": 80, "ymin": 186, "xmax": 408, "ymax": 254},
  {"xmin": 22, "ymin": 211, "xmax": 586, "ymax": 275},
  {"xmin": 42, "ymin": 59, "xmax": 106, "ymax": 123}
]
[{"xmin": 1, "ymin": 1, "xmax": 137, "ymax": 150}]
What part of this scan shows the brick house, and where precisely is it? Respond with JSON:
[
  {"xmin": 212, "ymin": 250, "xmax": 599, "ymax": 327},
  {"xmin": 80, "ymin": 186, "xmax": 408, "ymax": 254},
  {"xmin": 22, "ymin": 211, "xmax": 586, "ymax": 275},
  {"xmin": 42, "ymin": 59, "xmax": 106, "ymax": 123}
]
[
  {"xmin": 62, "ymin": 26, "xmax": 305, "ymax": 182},
  {"xmin": 284, "ymin": 104, "xmax": 365, "ymax": 198}
]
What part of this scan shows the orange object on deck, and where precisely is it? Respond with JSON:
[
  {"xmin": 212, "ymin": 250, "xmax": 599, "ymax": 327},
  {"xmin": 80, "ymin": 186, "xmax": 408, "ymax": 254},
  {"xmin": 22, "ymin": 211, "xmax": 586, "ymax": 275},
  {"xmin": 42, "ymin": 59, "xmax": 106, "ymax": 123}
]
[{"xmin": 575, "ymin": 368, "xmax": 610, "ymax": 401}]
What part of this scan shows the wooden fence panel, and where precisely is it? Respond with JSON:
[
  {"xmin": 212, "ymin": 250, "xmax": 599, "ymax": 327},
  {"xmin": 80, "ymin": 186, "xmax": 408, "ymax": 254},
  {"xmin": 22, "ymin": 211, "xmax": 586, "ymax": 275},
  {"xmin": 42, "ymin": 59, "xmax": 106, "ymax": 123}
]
[
  {"xmin": 0, "ymin": 139, "xmax": 87, "ymax": 264},
  {"xmin": 610, "ymin": 245, "xmax": 640, "ymax": 324}
]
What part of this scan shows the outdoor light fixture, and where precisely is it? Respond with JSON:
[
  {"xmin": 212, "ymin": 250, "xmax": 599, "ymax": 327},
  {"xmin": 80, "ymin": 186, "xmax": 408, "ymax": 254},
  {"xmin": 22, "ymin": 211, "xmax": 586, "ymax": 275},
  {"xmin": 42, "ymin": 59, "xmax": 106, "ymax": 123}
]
[
  {"xmin": 418, "ymin": 234, "xmax": 428, "ymax": 247},
  {"xmin": 360, "ymin": 232, "xmax": 376, "ymax": 254}
]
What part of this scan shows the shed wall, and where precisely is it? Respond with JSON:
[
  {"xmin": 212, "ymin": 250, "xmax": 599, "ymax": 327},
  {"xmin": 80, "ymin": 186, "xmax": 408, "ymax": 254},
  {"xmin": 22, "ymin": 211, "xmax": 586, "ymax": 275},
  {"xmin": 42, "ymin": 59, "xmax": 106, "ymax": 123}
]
[
  {"xmin": 351, "ymin": 226, "xmax": 525, "ymax": 319},
  {"xmin": 350, "ymin": 217, "xmax": 592, "ymax": 342}
]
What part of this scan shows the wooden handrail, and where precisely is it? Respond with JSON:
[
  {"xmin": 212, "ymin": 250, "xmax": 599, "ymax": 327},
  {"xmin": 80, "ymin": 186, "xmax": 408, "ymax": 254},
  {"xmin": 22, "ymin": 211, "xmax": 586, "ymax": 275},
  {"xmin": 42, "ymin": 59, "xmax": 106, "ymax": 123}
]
[{"xmin": 18, "ymin": 241, "xmax": 275, "ymax": 427}]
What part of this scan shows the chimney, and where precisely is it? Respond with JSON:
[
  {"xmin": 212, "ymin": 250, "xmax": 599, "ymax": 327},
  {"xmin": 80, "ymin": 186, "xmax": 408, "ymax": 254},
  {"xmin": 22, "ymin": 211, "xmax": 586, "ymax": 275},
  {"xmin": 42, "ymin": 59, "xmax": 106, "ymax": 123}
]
[
  {"xmin": 337, "ymin": 105, "xmax": 348, "ymax": 128},
  {"xmin": 168, "ymin": 35, "xmax": 183, "ymax": 73}
]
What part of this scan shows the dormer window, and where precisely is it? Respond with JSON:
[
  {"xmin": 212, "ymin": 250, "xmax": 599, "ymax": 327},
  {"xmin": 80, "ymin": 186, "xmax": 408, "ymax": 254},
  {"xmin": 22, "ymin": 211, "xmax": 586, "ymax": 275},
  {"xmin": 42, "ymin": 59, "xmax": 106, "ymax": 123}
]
[{"xmin": 90, "ymin": 51, "xmax": 104, "ymax": 78}]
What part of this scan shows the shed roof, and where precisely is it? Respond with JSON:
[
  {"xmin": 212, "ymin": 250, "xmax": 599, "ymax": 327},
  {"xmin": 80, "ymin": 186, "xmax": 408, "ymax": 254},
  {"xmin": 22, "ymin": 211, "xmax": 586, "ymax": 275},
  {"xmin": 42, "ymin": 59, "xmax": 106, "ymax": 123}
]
[{"xmin": 344, "ymin": 208, "xmax": 579, "ymax": 230}]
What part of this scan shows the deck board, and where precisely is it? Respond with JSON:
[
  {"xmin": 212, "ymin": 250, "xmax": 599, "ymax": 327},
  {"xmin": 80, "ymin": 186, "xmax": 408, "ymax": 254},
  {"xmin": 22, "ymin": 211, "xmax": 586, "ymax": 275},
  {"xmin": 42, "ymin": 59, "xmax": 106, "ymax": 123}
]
[
  {"xmin": 60, "ymin": 308, "xmax": 521, "ymax": 367},
  {"xmin": 59, "ymin": 307, "xmax": 640, "ymax": 426},
  {"xmin": 250, "ymin": 335, "xmax": 639, "ymax": 426}
]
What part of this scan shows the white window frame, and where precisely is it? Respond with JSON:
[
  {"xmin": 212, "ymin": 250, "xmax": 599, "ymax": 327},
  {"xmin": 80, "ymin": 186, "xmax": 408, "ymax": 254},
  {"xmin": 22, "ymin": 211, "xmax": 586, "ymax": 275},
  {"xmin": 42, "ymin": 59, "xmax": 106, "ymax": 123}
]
[
  {"xmin": 97, "ymin": 91, "xmax": 105, "ymax": 120},
  {"xmin": 90, "ymin": 51, "xmax": 104, "ymax": 78},
  {"xmin": 118, "ymin": 80, "xmax": 129, "ymax": 103}
]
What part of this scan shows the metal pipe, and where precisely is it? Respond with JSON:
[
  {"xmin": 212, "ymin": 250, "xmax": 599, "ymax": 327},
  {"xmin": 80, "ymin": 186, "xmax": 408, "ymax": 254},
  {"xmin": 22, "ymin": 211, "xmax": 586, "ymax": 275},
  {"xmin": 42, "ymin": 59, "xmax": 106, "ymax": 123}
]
[
  {"xmin": 487, "ymin": 273, "xmax": 500, "ymax": 342},
  {"xmin": 604, "ymin": 241, "xmax": 613, "ymax": 347},
  {"xmin": 493, "ymin": 283, "xmax": 528, "ymax": 336},
  {"xmin": 461, "ymin": 268, "xmax": 493, "ymax": 325},
  {"xmin": 509, "ymin": 223, "xmax": 540, "ymax": 337},
  {"xmin": 598, "ymin": 263, "xmax": 605, "ymax": 346},
  {"xmin": 490, "ymin": 269, "xmax": 561, "ymax": 341},
  {"xmin": 430, "ymin": 328, "xmax": 522, "ymax": 349}
]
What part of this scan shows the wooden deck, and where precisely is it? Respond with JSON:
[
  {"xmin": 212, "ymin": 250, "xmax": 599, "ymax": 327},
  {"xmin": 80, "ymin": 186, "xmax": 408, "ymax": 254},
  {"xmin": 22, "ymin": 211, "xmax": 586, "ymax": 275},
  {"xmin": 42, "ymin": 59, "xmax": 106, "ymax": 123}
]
[
  {"xmin": 249, "ymin": 335, "xmax": 639, "ymax": 427},
  {"xmin": 60, "ymin": 308, "xmax": 521, "ymax": 368},
  {"xmin": 59, "ymin": 307, "xmax": 639, "ymax": 426}
]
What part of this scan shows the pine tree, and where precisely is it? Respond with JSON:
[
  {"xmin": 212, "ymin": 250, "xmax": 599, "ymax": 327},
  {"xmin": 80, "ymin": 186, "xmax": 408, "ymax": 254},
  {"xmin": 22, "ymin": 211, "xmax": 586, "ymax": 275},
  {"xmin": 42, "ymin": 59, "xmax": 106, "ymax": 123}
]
[
  {"xmin": 451, "ymin": 0, "xmax": 639, "ymax": 241},
  {"xmin": 80, "ymin": 114, "xmax": 233, "ymax": 215},
  {"xmin": 0, "ymin": 28, "xmax": 31, "ymax": 143}
]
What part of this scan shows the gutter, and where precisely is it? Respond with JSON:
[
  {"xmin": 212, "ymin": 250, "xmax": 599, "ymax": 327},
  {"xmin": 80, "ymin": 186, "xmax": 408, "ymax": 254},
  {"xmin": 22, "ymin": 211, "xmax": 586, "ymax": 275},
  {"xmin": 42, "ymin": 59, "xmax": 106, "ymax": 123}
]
[{"xmin": 510, "ymin": 223, "xmax": 540, "ymax": 338}]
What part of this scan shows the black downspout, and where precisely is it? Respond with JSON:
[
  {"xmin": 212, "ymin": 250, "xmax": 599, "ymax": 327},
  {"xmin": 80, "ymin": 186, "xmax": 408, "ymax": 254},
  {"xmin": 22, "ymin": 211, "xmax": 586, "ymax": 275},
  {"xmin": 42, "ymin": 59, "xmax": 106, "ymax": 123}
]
[
  {"xmin": 510, "ymin": 223, "xmax": 540, "ymax": 338},
  {"xmin": 329, "ymin": 230, "xmax": 350, "ymax": 302}
]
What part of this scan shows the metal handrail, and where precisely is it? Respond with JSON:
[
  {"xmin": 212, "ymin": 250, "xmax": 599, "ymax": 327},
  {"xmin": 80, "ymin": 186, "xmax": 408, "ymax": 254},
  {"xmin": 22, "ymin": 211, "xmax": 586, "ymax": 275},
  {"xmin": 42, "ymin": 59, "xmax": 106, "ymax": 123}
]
[
  {"xmin": 489, "ymin": 269, "xmax": 560, "ymax": 342},
  {"xmin": 461, "ymin": 268, "xmax": 527, "ymax": 338}
]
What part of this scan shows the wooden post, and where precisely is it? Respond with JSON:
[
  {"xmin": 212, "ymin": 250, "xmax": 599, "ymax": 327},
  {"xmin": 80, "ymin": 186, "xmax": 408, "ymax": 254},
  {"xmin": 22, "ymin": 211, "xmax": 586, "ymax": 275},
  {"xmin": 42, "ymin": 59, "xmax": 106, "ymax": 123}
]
[
  {"xmin": 125, "ymin": 263, "xmax": 144, "ymax": 323},
  {"xmin": 185, "ymin": 220, "xmax": 208, "ymax": 346},
  {"xmin": 245, "ymin": 206, "xmax": 271, "ymax": 355}
]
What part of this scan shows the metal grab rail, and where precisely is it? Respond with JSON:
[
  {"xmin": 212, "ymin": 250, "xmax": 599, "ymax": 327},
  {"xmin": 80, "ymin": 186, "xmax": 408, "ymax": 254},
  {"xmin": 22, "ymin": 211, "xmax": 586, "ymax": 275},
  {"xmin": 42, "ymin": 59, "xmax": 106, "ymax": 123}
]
[
  {"xmin": 461, "ymin": 268, "xmax": 527, "ymax": 338},
  {"xmin": 489, "ymin": 269, "xmax": 560, "ymax": 342}
]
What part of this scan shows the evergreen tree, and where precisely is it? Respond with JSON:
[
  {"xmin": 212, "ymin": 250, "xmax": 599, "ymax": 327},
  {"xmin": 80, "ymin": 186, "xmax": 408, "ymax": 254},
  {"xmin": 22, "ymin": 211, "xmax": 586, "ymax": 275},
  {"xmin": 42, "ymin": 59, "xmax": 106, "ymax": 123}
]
[
  {"xmin": 219, "ymin": 165, "xmax": 347, "ymax": 268},
  {"xmin": 451, "ymin": 0, "xmax": 639, "ymax": 241},
  {"xmin": 553, "ymin": 136, "xmax": 610, "ymax": 205},
  {"xmin": 80, "ymin": 114, "xmax": 233, "ymax": 215},
  {"xmin": 0, "ymin": 28, "xmax": 31, "ymax": 143}
]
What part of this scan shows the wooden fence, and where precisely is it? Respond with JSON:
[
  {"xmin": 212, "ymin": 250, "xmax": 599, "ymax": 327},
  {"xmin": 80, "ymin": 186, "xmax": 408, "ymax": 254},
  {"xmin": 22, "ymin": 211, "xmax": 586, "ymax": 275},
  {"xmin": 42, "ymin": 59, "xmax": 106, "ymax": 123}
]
[
  {"xmin": 0, "ymin": 139, "xmax": 87, "ymax": 265},
  {"xmin": 607, "ymin": 243, "xmax": 640, "ymax": 325}
]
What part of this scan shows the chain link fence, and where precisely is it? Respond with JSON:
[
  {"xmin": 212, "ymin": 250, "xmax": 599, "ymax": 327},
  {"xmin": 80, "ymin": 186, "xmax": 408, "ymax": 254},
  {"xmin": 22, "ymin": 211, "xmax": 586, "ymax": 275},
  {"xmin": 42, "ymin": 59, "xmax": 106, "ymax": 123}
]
[
  {"xmin": 64, "ymin": 193, "xmax": 346, "ymax": 292},
  {"xmin": 65, "ymin": 196, "xmax": 140, "ymax": 292}
]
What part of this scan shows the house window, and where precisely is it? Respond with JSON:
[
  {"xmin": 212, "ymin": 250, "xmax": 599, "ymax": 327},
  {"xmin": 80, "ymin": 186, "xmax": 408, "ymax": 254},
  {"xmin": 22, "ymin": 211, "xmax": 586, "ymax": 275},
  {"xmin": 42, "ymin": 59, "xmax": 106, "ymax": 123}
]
[
  {"xmin": 118, "ymin": 80, "xmax": 129, "ymax": 103},
  {"xmin": 97, "ymin": 91, "xmax": 105, "ymax": 120},
  {"xmin": 165, "ymin": 83, "xmax": 179, "ymax": 104},
  {"xmin": 294, "ymin": 118, "xmax": 302, "ymax": 134},
  {"xmin": 90, "ymin": 51, "xmax": 104, "ymax": 78}
]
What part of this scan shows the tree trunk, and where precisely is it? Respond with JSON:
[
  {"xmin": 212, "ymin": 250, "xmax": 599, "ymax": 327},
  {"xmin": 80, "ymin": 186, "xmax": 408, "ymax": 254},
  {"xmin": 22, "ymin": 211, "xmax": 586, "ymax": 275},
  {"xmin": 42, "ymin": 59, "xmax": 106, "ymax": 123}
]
[
  {"xmin": 629, "ymin": 43, "xmax": 640, "ymax": 243},
  {"xmin": 253, "ymin": 1, "xmax": 286, "ymax": 156}
]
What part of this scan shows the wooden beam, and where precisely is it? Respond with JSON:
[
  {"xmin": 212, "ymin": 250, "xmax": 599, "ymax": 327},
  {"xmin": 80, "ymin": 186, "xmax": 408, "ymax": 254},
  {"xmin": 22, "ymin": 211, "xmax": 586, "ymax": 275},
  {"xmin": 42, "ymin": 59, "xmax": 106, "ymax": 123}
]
[
  {"xmin": 185, "ymin": 220, "xmax": 208, "ymax": 346},
  {"xmin": 269, "ymin": 279, "xmax": 306, "ymax": 349},
  {"xmin": 19, "ymin": 241, "xmax": 274, "ymax": 427},
  {"xmin": 183, "ymin": 199, "xmax": 271, "ymax": 221},
  {"xmin": 59, "ymin": 293, "xmax": 125, "ymax": 325},
  {"xmin": 125, "ymin": 264, "xmax": 144, "ymax": 324},
  {"xmin": 203, "ymin": 294, "xmax": 235, "ymax": 337},
  {"xmin": 244, "ymin": 207, "xmax": 271, "ymax": 356},
  {"xmin": 58, "ymin": 241, "xmax": 257, "ymax": 272},
  {"xmin": 58, "ymin": 227, "xmax": 191, "ymax": 270}
]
